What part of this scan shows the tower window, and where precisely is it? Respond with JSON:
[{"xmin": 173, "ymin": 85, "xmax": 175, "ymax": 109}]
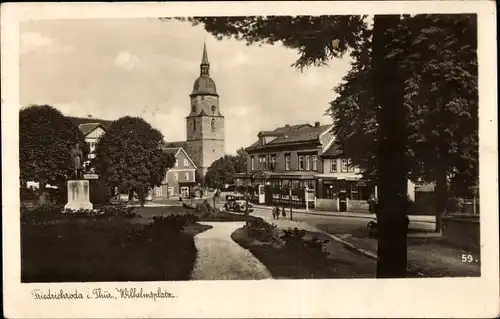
[
  {"xmin": 211, "ymin": 105, "xmax": 216, "ymax": 114},
  {"xmin": 211, "ymin": 118, "xmax": 216, "ymax": 131}
]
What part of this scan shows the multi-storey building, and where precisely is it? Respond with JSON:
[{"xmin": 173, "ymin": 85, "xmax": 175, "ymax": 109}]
[
  {"xmin": 68, "ymin": 115, "xmax": 112, "ymax": 169},
  {"xmin": 235, "ymin": 122, "xmax": 380, "ymax": 211},
  {"xmin": 154, "ymin": 147, "xmax": 198, "ymax": 199},
  {"xmin": 234, "ymin": 122, "xmax": 335, "ymax": 207}
]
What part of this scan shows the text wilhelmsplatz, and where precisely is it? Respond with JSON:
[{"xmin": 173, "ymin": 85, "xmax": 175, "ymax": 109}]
[{"xmin": 32, "ymin": 288, "xmax": 177, "ymax": 301}]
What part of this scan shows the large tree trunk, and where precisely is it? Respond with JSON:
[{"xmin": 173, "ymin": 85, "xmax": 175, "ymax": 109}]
[
  {"xmin": 372, "ymin": 15, "xmax": 409, "ymax": 278},
  {"xmin": 435, "ymin": 141, "xmax": 449, "ymax": 232}
]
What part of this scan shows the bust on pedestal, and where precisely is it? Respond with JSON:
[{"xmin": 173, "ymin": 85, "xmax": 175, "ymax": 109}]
[{"xmin": 64, "ymin": 142, "xmax": 93, "ymax": 211}]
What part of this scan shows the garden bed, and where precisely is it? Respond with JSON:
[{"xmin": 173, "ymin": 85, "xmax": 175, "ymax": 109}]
[
  {"xmin": 21, "ymin": 207, "xmax": 212, "ymax": 282},
  {"xmin": 231, "ymin": 218, "xmax": 375, "ymax": 279}
]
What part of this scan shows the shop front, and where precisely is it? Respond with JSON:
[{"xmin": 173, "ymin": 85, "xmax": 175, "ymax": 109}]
[
  {"xmin": 315, "ymin": 174, "xmax": 375, "ymax": 212},
  {"xmin": 233, "ymin": 170, "xmax": 317, "ymax": 208}
]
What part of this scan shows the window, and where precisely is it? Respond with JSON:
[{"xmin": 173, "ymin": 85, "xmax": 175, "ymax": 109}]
[
  {"xmin": 184, "ymin": 159, "xmax": 189, "ymax": 166},
  {"xmin": 270, "ymin": 155, "xmax": 276, "ymax": 170},
  {"xmin": 211, "ymin": 119, "xmax": 216, "ymax": 131},
  {"xmin": 262, "ymin": 156, "xmax": 267, "ymax": 169},
  {"xmin": 305, "ymin": 180, "xmax": 315, "ymax": 190},
  {"xmin": 173, "ymin": 172, "xmax": 178, "ymax": 181},
  {"xmin": 211, "ymin": 105, "xmax": 216, "ymax": 113},
  {"xmin": 180, "ymin": 187, "xmax": 189, "ymax": 198},
  {"xmin": 341, "ymin": 158, "xmax": 349, "ymax": 172},
  {"xmin": 251, "ymin": 156, "xmax": 255, "ymax": 171},
  {"xmin": 331, "ymin": 159, "xmax": 337, "ymax": 172},
  {"xmin": 298, "ymin": 156, "xmax": 305, "ymax": 170},
  {"xmin": 285, "ymin": 155, "xmax": 291, "ymax": 170},
  {"xmin": 312, "ymin": 155, "xmax": 317, "ymax": 171},
  {"xmin": 155, "ymin": 187, "xmax": 162, "ymax": 197},
  {"xmin": 175, "ymin": 159, "xmax": 179, "ymax": 167},
  {"xmin": 185, "ymin": 172, "xmax": 190, "ymax": 180},
  {"xmin": 168, "ymin": 187, "xmax": 174, "ymax": 196},
  {"xmin": 193, "ymin": 119, "xmax": 196, "ymax": 131},
  {"xmin": 305, "ymin": 155, "xmax": 311, "ymax": 170}
]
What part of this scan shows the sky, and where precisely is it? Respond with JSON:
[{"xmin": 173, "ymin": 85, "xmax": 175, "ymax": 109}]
[{"xmin": 20, "ymin": 18, "xmax": 353, "ymax": 155}]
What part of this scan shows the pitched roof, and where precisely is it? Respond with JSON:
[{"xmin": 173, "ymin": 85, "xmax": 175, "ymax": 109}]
[
  {"xmin": 321, "ymin": 142, "xmax": 343, "ymax": 157},
  {"xmin": 67, "ymin": 116, "xmax": 113, "ymax": 131},
  {"xmin": 160, "ymin": 146, "xmax": 198, "ymax": 169},
  {"xmin": 246, "ymin": 123, "xmax": 331, "ymax": 150},
  {"xmin": 162, "ymin": 147, "xmax": 180, "ymax": 156},
  {"xmin": 78, "ymin": 123, "xmax": 105, "ymax": 136}
]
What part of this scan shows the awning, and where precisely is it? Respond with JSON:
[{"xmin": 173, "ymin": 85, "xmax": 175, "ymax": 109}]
[{"xmin": 314, "ymin": 174, "xmax": 363, "ymax": 181}]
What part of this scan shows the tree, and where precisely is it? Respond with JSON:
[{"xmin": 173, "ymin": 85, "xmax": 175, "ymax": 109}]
[
  {"xmin": 234, "ymin": 147, "xmax": 248, "ymax": 173},
  {"xmin": 195, "ymin": 170, "xmax": 205, "ymax": 187},
  {"xmin": 174, "ymin": 14, "xmax": 478, "ymax": 277},
  {"xmin": 329, "ymin": 15, "xmax": 478, "ymax": 232},
  {"xmin": 19, "ymin": 105, "xmax": 86, "ymax": 201},
  {"xmin": 204, "ymin": 155, "xmax": 238, "ymax": 189},
  {"xmin": 93, "ymin": 116, "xmax": 175, "ymax": 206},
  {"xmin": 403, "ymin": 14, "xmax": 478, "ymax": 230}
]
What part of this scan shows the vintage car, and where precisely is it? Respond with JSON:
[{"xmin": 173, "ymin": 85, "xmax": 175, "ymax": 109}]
[
  {"xmin": 233, "ymin": 199, "xmax": 254, "ymax": 213},
  {"xmin": 224, "ymin": 194, "xmax": 253, "ymax": 212}
]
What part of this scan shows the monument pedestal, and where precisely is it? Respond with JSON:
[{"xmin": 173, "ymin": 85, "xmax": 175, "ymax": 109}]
[{"xmin": 64, "ymin": 179, "xmax": 93, "ymax": 211}]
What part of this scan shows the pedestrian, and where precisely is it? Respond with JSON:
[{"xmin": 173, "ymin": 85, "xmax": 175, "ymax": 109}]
[
  {"xmin": 273, "ymin": 206, "xmax": 279, "ymax": 220},
  {"xmin": 282, "ymin": 207, "xmax": 287, "ymax": 219}
]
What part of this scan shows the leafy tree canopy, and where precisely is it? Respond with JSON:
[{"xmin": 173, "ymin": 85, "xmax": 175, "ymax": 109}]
[
  {"xmin": 19, "ymin": 104, "xmax": 86, "ymax": 188},
  {"xmin": 94, "ymin": 116, "xmax": 176, "ymax": 200},
  {"xmin": 328, "ymin": 14, "xmax": 478, "ymax": 197},
  {"xmin": 165, "ymin": 16, "xmax": 370, "ymax": 70}
]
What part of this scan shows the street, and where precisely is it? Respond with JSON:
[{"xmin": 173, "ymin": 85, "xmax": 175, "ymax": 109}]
[{"xmin": 248, "ymin": 206, "xmax": 436, "ymax": 236}]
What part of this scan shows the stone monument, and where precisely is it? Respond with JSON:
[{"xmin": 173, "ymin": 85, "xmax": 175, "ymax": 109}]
[{"xmin": 64, "ymin": 142, "xmax": 93, "ymax": 211}]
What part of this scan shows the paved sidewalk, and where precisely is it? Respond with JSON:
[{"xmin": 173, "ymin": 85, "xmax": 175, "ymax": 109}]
[
  {"xmin": 190, "ymin": 222, "xmax": 272, "ymax": 280},
  {"xmin": 339, "ymin": 235, "xmax": 481, "ymax": 277},
  {"xmin": 252, "ymin": 204, "xmax": 436, "ymax": 223},
  {"xmin": 253, "ymin": 212, "xmax": 479, "ymax": 277}
]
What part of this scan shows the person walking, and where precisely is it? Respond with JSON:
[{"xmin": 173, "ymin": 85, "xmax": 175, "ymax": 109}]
[{"xmin": 281, "ymin": 207, "xmax": 287, "ymax": 220}]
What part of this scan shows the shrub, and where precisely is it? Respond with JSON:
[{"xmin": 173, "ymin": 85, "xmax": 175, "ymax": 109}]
[
  {"xmin": 280, "ymin": 227, "xmax": 330, "ymax": 274},
  {"xmin": 150, "ymin": 213, "xmax": 198, "ymax": 232},
  {"xmin": 245, "ymin": 217, "xmax": 279, "ymax": 243},
  {"xmin": 89, "ymin": 179, "xmax": 111, "ymax": 206},
  {"xmin": 21, "ymin": 203, "xmax": 63, "ymax": 224},
  {"xmin": 20, "ymin": 186, "xmax": 38, "ymax": 201},
  {"xmin": 100, "ymin": 204, "xmax": 137, "ymax": 218}
]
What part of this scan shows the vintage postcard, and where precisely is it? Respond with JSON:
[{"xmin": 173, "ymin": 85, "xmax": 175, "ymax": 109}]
[{"xmin": 2, "ymin": 1, "xmax": 498, "ymax": 318}]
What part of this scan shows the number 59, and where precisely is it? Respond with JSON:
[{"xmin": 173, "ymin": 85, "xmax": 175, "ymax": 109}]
[{"xmin": 461, "ymin": 254, "xmax": 473, "ymax": 262}]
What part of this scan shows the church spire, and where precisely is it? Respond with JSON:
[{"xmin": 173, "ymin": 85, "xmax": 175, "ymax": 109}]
[{"xmin": 200, "ymin": 42, "xmax": 210, "ymax": 76}]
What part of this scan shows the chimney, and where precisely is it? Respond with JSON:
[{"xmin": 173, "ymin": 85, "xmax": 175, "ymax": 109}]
[{"xmin": 314, "ymin": 121, "xmax": 320, "ymax": 127}]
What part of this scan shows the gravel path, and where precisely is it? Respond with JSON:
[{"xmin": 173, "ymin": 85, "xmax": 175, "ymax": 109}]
[{"xmin": 190, "ymin": 222, "xmax": 272, "ymax": 280}]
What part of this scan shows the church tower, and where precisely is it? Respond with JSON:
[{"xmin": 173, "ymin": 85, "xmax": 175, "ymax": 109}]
[{"xmin": 185, "ymin": 43, "xmax": 225, "ymax": 178}]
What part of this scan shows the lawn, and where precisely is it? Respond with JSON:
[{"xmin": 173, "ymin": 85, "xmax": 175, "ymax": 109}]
[
  {"xmin": 21, "ymin": 215, "xmax": 212, "ymax": 282},
  {"xmin": 231, "ymin": 226, "xmax": 376, "ymax": 279}
]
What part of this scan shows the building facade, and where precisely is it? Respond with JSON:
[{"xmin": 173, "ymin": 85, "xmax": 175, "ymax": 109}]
[
  {"xmin": 68, "ymin": 115, "xmax": 112, "ymax": 170},
  {"xmin": 165, "ymin": 43, "xmax": 226, "ymax": 178},
  {"xmin": 315, "ymin": 141, "xmax": 374, "ymax": 212},
  {"xmin": 234, "ymin": 122, "xmax": 335, "ymax": 207},
  {"xmin": 154, "ymin": 147, "xmax": 198, "ymax": 199}
]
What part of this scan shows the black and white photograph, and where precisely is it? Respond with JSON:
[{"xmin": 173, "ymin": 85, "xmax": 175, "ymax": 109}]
[{"xmin": 2, "ymin": 2, "xmax": 498, "ymax": 318}]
